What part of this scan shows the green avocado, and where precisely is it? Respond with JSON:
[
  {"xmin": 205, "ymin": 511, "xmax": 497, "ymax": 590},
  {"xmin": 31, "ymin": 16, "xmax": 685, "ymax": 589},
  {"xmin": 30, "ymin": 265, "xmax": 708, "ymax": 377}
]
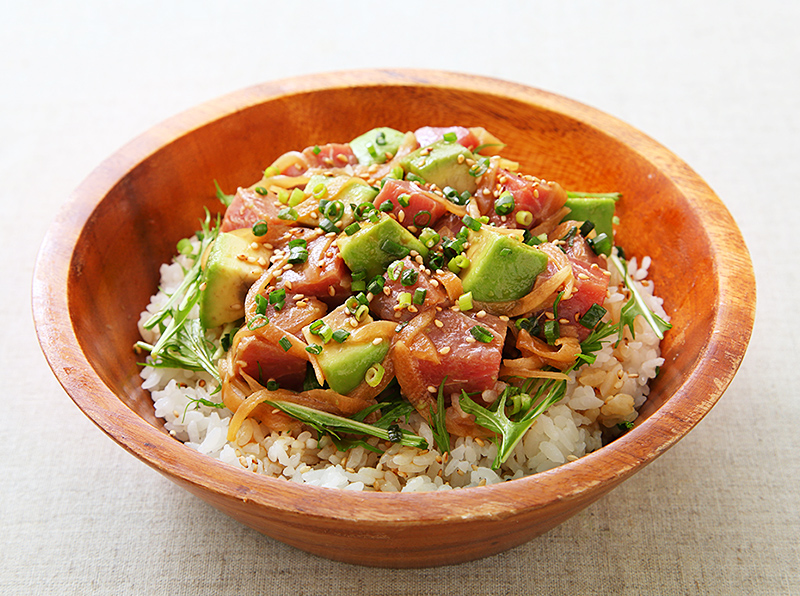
[
  {"xmin": 563, "ymin": 197, "xmax": 616, "ymax": 256},
  {"xmin": 400, "ymin": 139, "xmax": 477, "ymax": 194},
  {"xmin": 316, "ymin": 340, "xmax": 390, "ymax": 395},
  {"xmin": 350, "ymin": 127, "xmax": 406, "ymax": 166},
  {"xmin": 460, "ymin": 228, "xmax": 549, "ymax": 302},
  {"xmin": 337, "ymin": 215, "xmax": 428, "ymax": 279},
  {"xmin": 199, "ymin": 230, "xmax": 271, "ymax": 329}
]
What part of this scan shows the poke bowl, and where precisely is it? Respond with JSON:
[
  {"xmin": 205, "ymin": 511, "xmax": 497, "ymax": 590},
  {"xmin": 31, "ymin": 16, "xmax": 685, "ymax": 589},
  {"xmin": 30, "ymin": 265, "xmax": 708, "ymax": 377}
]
[{"xmin": 32, "ymin": 69, "xmax": 755, "ymax": 567}]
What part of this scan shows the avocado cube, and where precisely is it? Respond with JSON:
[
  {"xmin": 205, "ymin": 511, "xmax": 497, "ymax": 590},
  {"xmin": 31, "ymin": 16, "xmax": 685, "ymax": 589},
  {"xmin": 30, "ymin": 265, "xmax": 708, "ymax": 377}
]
[
  {"xmin": 400, "ymin": 139, "xmax": 477, "ymax": 195},
  {"xmin": 461, "ymin": 228, "xmax": 548, "ymax": 302},
  {"xmin": 315, "ymin": 339, "xmax": 390, "ymax": 395},
  {"xmin": 199, "ymin": 230, "xmax": 271, "ymax": 329},
  {"xmin": 563, "ymin": 197, "xmax": 616, "ymax": 256},
  {"xmin": 306, "ymin": 305, "xmax": 393, "ymax": 395},
  {"xmin": 350, "ymin": 127, "xmax": 406, "ymax": 165},
  {"xmin": 337, "ymin": 215, "xmax": 428, "ymax": 279}
]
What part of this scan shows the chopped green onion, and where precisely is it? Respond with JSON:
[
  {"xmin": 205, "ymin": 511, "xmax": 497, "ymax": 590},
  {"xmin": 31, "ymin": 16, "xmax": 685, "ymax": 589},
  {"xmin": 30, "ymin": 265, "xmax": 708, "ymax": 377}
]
[
  {"xmin": 457, "ymin": 292, "xmax": 473, "ymax": 312},
  {"xmin": 448, "ymin": 253, "xmax": 470, "ymax": 273},
  {"xmin": 469, "ymin": 157, "xmax": 490, "ymax": 177},
  {"xmin": 278, "ymin": 207, "xmax": 298, "ymax": 221},
  {"xmin": 355, "ymin": 304, "xmax": 369, "ymax": 321},
  {"xmin": 312, "ymin": 145, "xmax": 321, "ymax": 155},
  {"xmin": 391, "ymin": 166, "xmax": 404, "ymax": 179},
  {"xmin": 418, "ymin": 227, "xmax": 440, "ymax": 249},
  {"xmin": 325, "ymin": 200, "xmax": 345, "ymax": 222},
  {"xmin": 406, "ymin": 173, "xmax": 426, "ymax": 185},
  {"xmin": 278, "ymin": 336, "xmax": 292, "ymax": 352},
  {"xmin": 379, "ymin": 200, "xmax": 395, "ymax": 212},
  {"xmin": 462, "ymin": 214, "xmax": 481, "ymax": 231},
  {"xmin": 400, "ymin": 268, "xmax": 419, "ymax": 286},
  {"xmin": 365, "ymin": 363, "xmax": 385, "ymax": 387},
  {"xmin": 499, "ymin": 247, "xmax": 512, "ymax": 257},
  {"xmin": 351, "ymin": 270, "xmax": 367, "ymax": 282},
  {"xmin": 264, "ymin": 165, "xmax": 280, "ymax": 177},
  {"xmin": 351, "ymin": 279, "xmax": 366, "ymax": 292},
  {"xmin": 380, "ymin": 238, "xmax": 410, "ymax": 258},
  {"xmin": 247, "ymin": 314, "xmax": 269, "ymax": 330},
  {"xmin": 367, "ymin": 275, "xmax": 385, "ymax": 295},
  {"xmin": 255, "ymin": 293, "xmax": 268, "ymax": 315},
  {"xmin": 397, "ymin": 292, "xmax": 412, "ymax": 308},
  {"xmin": 579, "ymin": 221, "xmax": 595, "ymax": 237},
  {"xmin": 266, "ymin": 380, "xmax": 280, "ymax": 391},
  {"xmin": 460, "ymin": 191, "xmax": 472, "ymax": 204},
  {"xmin": 176, "ymin": 238, "xmax": 193, "ymax": 255},
  {"xmin": 412, "ymin": 210, "xmax": 431, "ymax": 227},
  {"xmin": 332, "ymin": 329, "xmax": 350, "ymax": 343},
  {"xmin": 288, "ymin": 246, "xmax": 308, "ymax": 264},
  {"xmin": 412, "ymin": 288, "xmax": 427, "ymax": 305},
  {"xmin": 311, "ymin": 183, "xmax": 327, "ymax": 199},
  {"xmin": 254, "ymin": 186, "xmax": 268, "ymax": 196},
  {"xmin": 341, "ymin": 222, "xmax": 360, "ymax": 237},
  {"xmin": 355, "ymin": 292, "xmax": 369, "ymax": 306},
  {"xmin": 443, "ymin": 131, "xmax": 458, "ymax": 143},
  {"xmin": 397, "ymin": 193, "xmax": 410, "ymax": 207},
  {"xmin": 469, "ymin": 325, "xmax": 493, "ymax": 343},
  {"xmin": 288, "ymin": 188, "xmax": 305, "ymax": 207},
  {"xmin": 387, "ymin": 260, "xmax": 404, "ymax": 281},
  {"xmin": 319, "ymin": 218, "xmax": 340, "ymax": 234},
  {"xmin": 269, "ymin": 287, "xmax": 286, "ymax": 308},
  {"xmin": 276, "ymin": 188, "xmax": 289, "ymax": 204},
  {"xmin": 516, "ymin": 210, "xmax": 533, "ymax": 226},
  {"xmin": 288, "ymin": 238, "xmax": 307, "ymax": 249},
  {"xmin": 588, "ymin": 232, "xmax": 609, "ymax": 254},
  {"xmin": 344, "ymin": 296, "xmax": 360, "ymax": 313},
  {"xmin": 367, "ymin": 143, "xmax": 378, "ymax": 158},
  {"xmin": 305, "ymin": 344, "xmax": 323, "ymax": 355},
  {"xmin": 375, "ymin": 131, "xmax": 387, "ymax": 146},
  {"xmin": 310, "ymin": 321, "xmax": 333, "ymax": 343},
  {"xmin": 252, "ymin": 219, "xmax": 269, "ymax": 236},
  {"xmin": 494, "ymin": 192, "xmax": 515, "ymax": 215},
  {"xmin": 353, "ymin": 202, "xmax": 378, "ymax": 222}
]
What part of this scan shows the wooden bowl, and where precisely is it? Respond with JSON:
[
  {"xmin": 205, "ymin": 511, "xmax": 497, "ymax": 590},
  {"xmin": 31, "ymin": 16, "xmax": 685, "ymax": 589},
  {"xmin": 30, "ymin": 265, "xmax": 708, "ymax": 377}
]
[{"xmin": 32, "ymin": 69, "xmax": 755, "ymax": 567}]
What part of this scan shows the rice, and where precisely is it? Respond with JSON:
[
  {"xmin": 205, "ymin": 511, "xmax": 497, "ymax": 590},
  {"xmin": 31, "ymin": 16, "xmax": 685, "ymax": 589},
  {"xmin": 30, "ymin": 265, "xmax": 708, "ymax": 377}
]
[{"xmin": 138, "ymin": 245, "xmax": 667, "ymax": 492}]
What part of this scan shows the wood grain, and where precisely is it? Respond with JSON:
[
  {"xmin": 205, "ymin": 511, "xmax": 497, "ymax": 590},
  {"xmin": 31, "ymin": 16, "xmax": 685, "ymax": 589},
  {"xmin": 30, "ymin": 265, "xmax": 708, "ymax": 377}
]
[{"xmin": 32, "ymin": 69, "xmax": 755, "ymax": 567}]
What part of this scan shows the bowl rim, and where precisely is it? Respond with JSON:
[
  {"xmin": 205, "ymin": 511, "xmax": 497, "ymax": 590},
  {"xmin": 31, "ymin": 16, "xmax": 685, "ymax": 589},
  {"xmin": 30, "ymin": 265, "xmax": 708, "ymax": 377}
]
[{"xmin": 32, "ymin": 68, "xmax": 755, "ymax": 524}]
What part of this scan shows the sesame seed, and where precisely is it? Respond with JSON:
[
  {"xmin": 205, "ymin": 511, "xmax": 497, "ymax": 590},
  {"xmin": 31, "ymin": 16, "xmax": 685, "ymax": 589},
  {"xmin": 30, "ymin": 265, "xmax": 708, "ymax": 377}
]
[
  {"xmin": 499, "ymin": 315, "xmax": 509, "ymax": 321},
  {"xmin": 427, "ymin": 386, "xmax": 437, "ymax": 393},
  {"xmin": 199, "ymin": 282, "xmax": 207, "ymax": 291},
  {"xmin": 434, "ymin": 319, "xmax": 444, "ymax": 328},
  {"xmin": 457, "ymin": 154, "xmax": 465, "ymax": 164},
  {"xmin": 476, "ymin": 310, "xmax": 487, "ymax": 318},
  {"xmin": 578, "ymin": 273, "xmax": 590, "ymax": 280},
  {"xmin": 482, "ymin": 188, "xmax": 491, "ymax": 196},
  {"xmin": 466, "ymin": 336, "xmax": 476, "ymax": 343},
  {"xmin": 545, "ymin": 312, "xmax": 555, "ymax": 320},
  {"xmin": 559, "ymin": 318, "xmax": 569, "ymax": 324},
  {"xmin": 430, "ymin": 279, "xmax": 439, "ymax": 287},
  {"xmin": 284, "ymin": 281, "xmax": 293, "ymax": 290},
  {"xmin": 474, "ymin": 437, "xmax": 485, "ymax": 447},
  {"xmin": 328, "ymin": 286, "xmax": 335, "ymax": 296},
  {"xmin": 438, "ymin": 346, "xmax": 451, "ymax": 355},
  {"xmin": 250, "ymin": 242, "xmax": 259, "ymax": 250},
  {"xmin": 398, "ymin": 211, "xmax": 405, "ymax": 223},
  {"xmin": 533, "ymin": 188, "xmax": 539, "ymax": 198},
  {"xmin": 237, "ymin": 254, "xmax": 247, "ymax": 261},
  {"xmin": 293, "ymin": 294, "xmax": 305, "ymax": 300},
  {"xmin": 336, "ymin": 154, "xmax": 349, "ymax": 164}
]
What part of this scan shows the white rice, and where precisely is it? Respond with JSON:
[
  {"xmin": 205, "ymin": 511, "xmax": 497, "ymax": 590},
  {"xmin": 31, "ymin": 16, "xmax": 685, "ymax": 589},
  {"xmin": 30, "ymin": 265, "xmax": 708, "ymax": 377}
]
[{"xmin": 138, "ymin": 246, "xmax": 667, "ymax": 492}]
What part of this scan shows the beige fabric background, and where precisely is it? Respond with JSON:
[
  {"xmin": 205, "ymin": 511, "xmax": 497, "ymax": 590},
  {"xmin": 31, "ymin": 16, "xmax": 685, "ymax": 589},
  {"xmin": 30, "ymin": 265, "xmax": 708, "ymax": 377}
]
[{"xmin": 3, "ymin": 1, "xmax": 797, "ymax": 594}]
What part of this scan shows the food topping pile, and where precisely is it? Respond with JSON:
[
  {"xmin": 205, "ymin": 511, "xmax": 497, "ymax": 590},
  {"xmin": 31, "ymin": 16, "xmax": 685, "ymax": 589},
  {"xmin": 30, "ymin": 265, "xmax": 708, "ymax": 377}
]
[{"xmin": 137, "ymin": 126, "xmax": 670, "ymax": 491}]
